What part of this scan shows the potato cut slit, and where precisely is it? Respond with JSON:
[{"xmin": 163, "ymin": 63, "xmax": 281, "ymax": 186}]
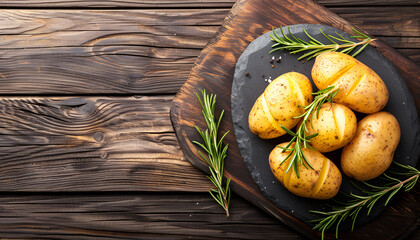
[
  {"xmin": 311, "ymin": 158, "xmax": 330, "ymax": 197},
  {"xmin": 286, "ymin": 76, "xmax": 306, "ymax": 106},
  {"xmin": 342, "ymin": 72, "xmax": 366, "ymax": 101},
  {"xmin": 332, "ymin": 106, "xmax": 345, "ymax": 142},
  {"xmin": 261, "ymin": 93, "xmax": 283, "ymax": 133},
  {"xmin": 322, "ymin": 62, "xmax": 357, "ymax": 89}
]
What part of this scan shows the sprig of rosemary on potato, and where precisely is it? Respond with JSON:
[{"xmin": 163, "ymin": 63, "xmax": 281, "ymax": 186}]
[
  {"xmin": 270, "ymin": 26, "xmax": 375, "ymax": 60},
  {"xmin": 310, "ymin": 161, "xmax": 419, "ymax": 240},
  {"xmin": 278, "ymin": 86, "xmax": 339, "ymax": 178},
  {"xmin": 193, "ymin": 89, "xmax": 231, "ymax": 216}
]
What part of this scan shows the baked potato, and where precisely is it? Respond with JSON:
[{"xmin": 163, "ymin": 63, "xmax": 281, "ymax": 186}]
[
  {"xmin": 269, "ymin": 143, "xmax": 342, "ymax": 199},
  {"xmin": 341, "ymin": 112, "xmax": 401, "ymax": 181},
  {"xmin": 249, "ymin": 72, "xmax": 313, "ymax": 139},
  {"xmin": 312, "ymin": 52, "xmax": 388, "ymax": 114},
  {"xmin": 303, "ymin": 103, "xmax": 357, "ymax": 152}
]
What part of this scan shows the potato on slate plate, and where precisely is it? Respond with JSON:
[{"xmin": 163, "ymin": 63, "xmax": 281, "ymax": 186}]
[
  {"xmin": 249, "ymin": 72, "xmax": 313, "ymax": 139},
  {"xmin": 301, "ymin": 103, "xmax": 357, "ymax": 153},
  {"xmin": 269, "ymin": 142, "xmax": 342, "ymax": 199},
  {"xmin": 341, "ymin": 112, "xmax": 401, "ymax": 181},
  {"xmin": 312, "ymin": 52, "xmax": 389, "ymax": 114}
]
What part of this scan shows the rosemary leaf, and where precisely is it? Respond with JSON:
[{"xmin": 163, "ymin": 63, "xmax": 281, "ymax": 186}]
[
  {"xmin": 270, "ymin": 26, "xmax": 375, "ymax": 60},
  {"xmin": 194, "ymin": 89, "xmax": 231, "ymax": 216},
  {"xmin": 351, "ymin": 42, "xmax": 370, "ymax": 57},
  {"xmin": 305, "ymin": 133, "xmax": 318, "ymax": 140},
  {"xmin": 310, "ymin": 162, "xmax": 419, "ymax": 240},
  {"xmin": 281, "ymin": 125, "xmax": 297, "ymax": 136}
]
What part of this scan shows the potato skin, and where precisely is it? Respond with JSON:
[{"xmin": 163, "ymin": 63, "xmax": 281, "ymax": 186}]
[
  {"xmin": 304, "ymin": 103, "xmax": 357, "ymax": 152},
  {"xmin": 341, "ymin": 112, "xmax": 401, "ymax": 181},
  {"xmin": 248, "ymin": 72, "xmax": 313, "ymax": 139},
  {"xmin": 312, "ymin": 52, "xmax": 388, "ymax": 114},
  {"xmin": 269, "ymin": 143, "xmax": 342, "ymax": 199}
]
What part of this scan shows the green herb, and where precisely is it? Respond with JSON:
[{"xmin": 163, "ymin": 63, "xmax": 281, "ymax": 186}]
[
  {"xmin": 278, "ymin": 86, "xmax": 339, "ymax": 178},
  {"xmin": 310, "ymin": 162, "xmax": 419, "ymax": 240},
  {"xmin": 193, "ymin": 89, "xmax": 231, "ymax": 216},
  {"xmin": 270, "ymin": 26, "xmax": 375, "ymax": 60}
]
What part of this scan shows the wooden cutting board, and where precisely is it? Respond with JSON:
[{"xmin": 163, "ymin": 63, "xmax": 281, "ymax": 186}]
[{"xmin": 170, "ymin": 0, "xmax": 420, "ymax": 239}]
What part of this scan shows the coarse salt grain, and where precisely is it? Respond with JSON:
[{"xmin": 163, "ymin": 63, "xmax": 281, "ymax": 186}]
[{"xmin": 264, "ymin": 76, "xmax": 272, "ymax": 83}]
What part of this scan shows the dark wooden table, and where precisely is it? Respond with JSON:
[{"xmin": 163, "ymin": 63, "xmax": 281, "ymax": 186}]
[{"xmin": 0, "ymin": 1, "xmax": 418, "ymax": 239}]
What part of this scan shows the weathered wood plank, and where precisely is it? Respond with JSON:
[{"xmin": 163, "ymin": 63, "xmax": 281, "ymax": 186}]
[
  {"xmin": 330, "ymin": 7, "xmax": 420, "ymax": 37},
  {"xmin": 0, "ymin": 46, "xmax": 201, "ymax": 94},
  {"xmin": 0, "ymin": 9, "xmax": 223, "ymax": 95},
  {"xmin": 0, "ymin": 9, "xmax": 224, "ymax": 94},
  {"xmin": 0, "ymin": 0, "xmax": 237, "ymax": 8},
  {"xmin": 0, "ymin": 193, "xmax": 304, "ymax": 239},
  {"xmin": 0, "ymin": 9, "xmax": 416, "ymax": 95},
  {"xmin": 380, "ymin": 36, "xmax": 420, "ymax": 48},
  {"xmin": 0, "ymin": 96, "xmax": 212, "ymax": 191},
  {"xmin": 0, "ymin": 0, "xmax": 417, "ymax": 8},
  {"xmin": 318, "ymin": 0, "xmax": 420, "ymax": 6},
  {"xmin": 0, "ymin": 9, "xmax": 227, "ymax": 34}
]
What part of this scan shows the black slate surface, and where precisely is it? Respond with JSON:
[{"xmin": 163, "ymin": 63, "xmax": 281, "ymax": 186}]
[{"xmin": 231, "ymin": 24, "xmax": 420, "ymax": 229}]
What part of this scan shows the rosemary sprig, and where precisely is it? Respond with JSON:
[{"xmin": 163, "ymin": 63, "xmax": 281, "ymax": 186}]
[
  {"xmin": 310, "ymin": 162, "xmax": 420, "ymax": 240},
  {"xmin": 193, "ymin": 89, "xmax": 231, "ymax": 216},
  {"xmin": 270, "ymin": 26, "xmax": 375, "ymax": 60},
  {"xmin": 278, "ymin": 86, "xmax": 339, "ymax": 178}
]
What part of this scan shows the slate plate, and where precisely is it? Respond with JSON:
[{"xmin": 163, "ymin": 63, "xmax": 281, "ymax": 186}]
[{"xmin": 231, "ymin": 24, "xmax": 420, "ymax": 228}]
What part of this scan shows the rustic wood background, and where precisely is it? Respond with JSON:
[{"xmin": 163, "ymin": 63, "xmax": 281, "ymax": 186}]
[{"xmin": 0, "ymin": 0, "xmax": 418, "ymax": 239}]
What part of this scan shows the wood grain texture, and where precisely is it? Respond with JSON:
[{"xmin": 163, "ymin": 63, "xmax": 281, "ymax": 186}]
[
  {"xmin": 318, "ymin": 0, "xmax": 420, "ymax": 6},
  {"xmin": 0, "ymin": 193, "xmax": 305, "ymax": 240},
  {"xmin": 330, "ymin": 7, "xmax": 420, "ymax": 36},
  {"xmin": 400, "ymin": 48, "xmax": 420, "ymax": 63},
  {"xmin": 0, "ymin": 0, "xmax": 237, "ymax": 8},
  {"xmin": 0, "ymin": 9, "xmax": 223, "ymax": 94},
  {"xmin": 170, "ymin": 0, "xmax": 420, "ymax": 239},
  {"xmin": 0, "ymin": 96, "xmax": 212, "ymax": 191},
  {"xmin": 0, "ymin": 0, "xmax": 417, "ymax": 8},
  {"xmin": 0, "ymin": 193, "xmax": 418, "ymax": 239},
  {"xmin": 0, "ymin": 8, "xmax": 416, "ymax": 94}
]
